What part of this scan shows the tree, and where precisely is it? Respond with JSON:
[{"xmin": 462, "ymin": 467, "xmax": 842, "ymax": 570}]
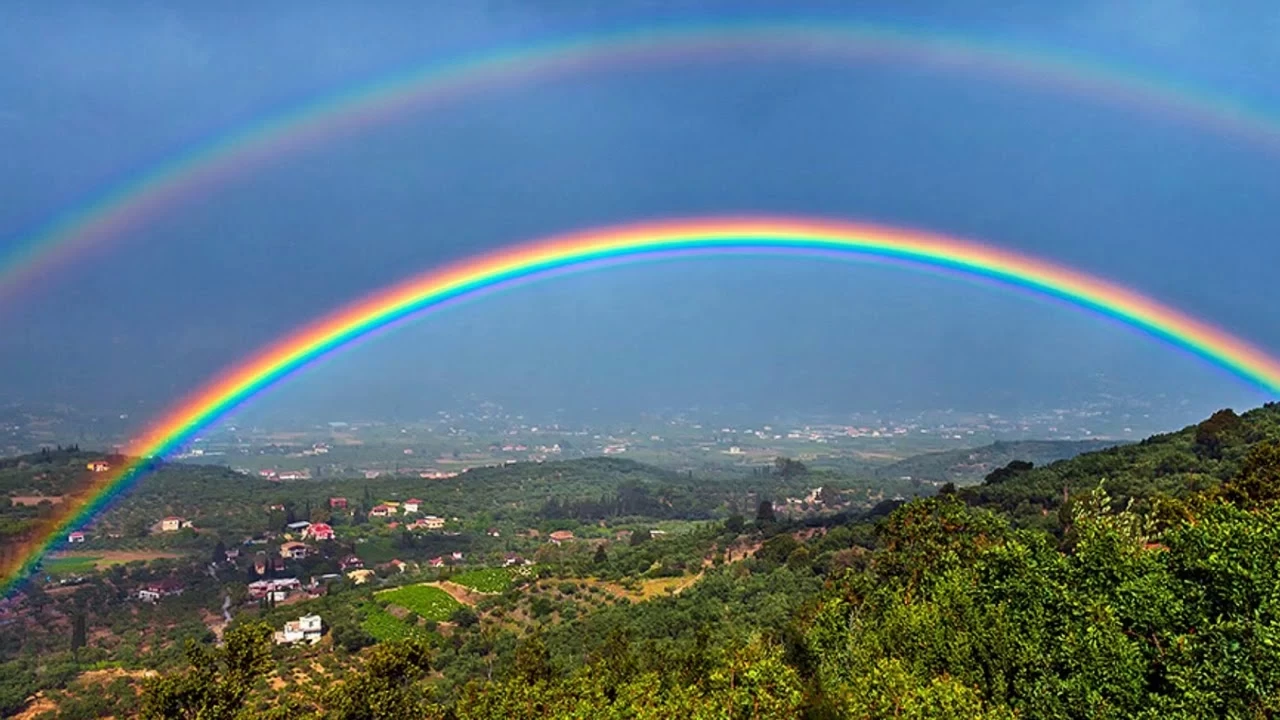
[
  {"xmin": 1219, "ymin": 439, "xmax": 1280, "ymax": 510},
  {"xmin": 773, "ymin": 456, "xmax": 808, "ymax": 479},
  {"xmin": 593, "ymin": 544, "xmax": 608, "ymax": 565},
  {"xmin": 321, "ymin": 640, "xmax": 433, "ymax": 720},
  {"xmin": 212, "ymin": 540, "xmax": 227, "ymax": 566},
  {"xmin": 724, "ymin": 514, "xmax": 746, "ymax": 534},
  {"xmin": 983, "ymin": 460, "xmax": 1034, "ymax": 485},
  {"xmin": 332, "ymin": 622, "xmax": 375, "ymax": 653},
  {"xmin": 141, "ymin": 623, "xmax": 273, "ymax": 720},
  {"xmin": 1195, "ymin": 408, "xmax": 1241, "ymax": 458},
  {"xmin": 451, "ymin": 606, "xmax": 479, "ymax": 629},
  {"xmin": 513, "ymin": 634, "xmax": 553, "ymax": 684},
  {"xmin": 123, "ymin": 516, "xmax": 149, "ymax": 539},
  {"xmin": 756, "ymin": 499, "xmax": 776, "ymax": 524},
  {"xmin": 70, "ymin": 612, "xmax": 86, "ymax": 655}
]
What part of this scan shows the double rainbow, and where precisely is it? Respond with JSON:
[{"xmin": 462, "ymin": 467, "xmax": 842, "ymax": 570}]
[{"xmin": 4, "ymin": 215, "xmax": 1279, "ymax": 591}]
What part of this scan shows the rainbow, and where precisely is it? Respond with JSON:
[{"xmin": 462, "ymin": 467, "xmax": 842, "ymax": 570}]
[
  {"xmin": 2, "ymin": 21, "xmax": 1278, "ymax": 305},
  {"xmin": 4, "ymin": 215, "xmax": 1280, "ymax": 591}
]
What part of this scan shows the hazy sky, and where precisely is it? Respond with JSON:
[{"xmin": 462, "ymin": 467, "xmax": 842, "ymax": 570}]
[{"xmin": 2, "ymin": 0, "xmax": 1279, "ymax": 428}]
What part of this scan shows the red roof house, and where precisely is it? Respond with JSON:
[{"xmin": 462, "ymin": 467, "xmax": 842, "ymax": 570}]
[{"xmin": 303, "ymin": 523, "xmax": 334, "ymax": 541}]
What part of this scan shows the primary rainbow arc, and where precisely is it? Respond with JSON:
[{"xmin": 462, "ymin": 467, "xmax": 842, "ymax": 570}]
[{"xmin": 4, "ymin": 215, "xmax": 1280, "ymax": 592}]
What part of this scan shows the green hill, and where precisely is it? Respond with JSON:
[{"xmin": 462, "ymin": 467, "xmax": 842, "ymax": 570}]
[
  {"xmin": 128, "ymin": 402, "xmax": 1280, "ymax": 719},
  {"xmin": 15, "ymin": 404, "xmax": 1280, "ymax": 718},
  {"xmin": 960, "ymin": 402, "xmax": 1280, "ymax": 524},
  {"xmin": 875, "ymin": 439, "xmax": 1121, "ymax": 486}
]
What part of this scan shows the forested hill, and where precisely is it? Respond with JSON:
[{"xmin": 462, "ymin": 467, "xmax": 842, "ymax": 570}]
[
  {"xmin": 960, "ymin": 402, "xmax": 1280, "ymax": 525},
  {"xmin": 875, "ymin": 438, "xmax": 1120, "ymax": 485}
]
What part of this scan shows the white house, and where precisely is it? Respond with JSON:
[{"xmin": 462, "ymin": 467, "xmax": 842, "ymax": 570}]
[
  {"xmin": 274, "ymin": 614, "xmax": 324, "ymax": 645},
  {"xmin": 402, "ymin": 499, "xmax": 422, "ymax": 514},
  {"xmin": 160, "ymin": 516, "xmax": 192, "ymax": 532},
  {"xmin": 67, "ymin": 531, "xmax": 86, "ymax": 543},
  {"xmin": 138, "ymin": 578, "xmax": 184, "ymax": 602},
  {"xmin": 279, "ymin": 541, "xmax": 311, "ymax": 560}
]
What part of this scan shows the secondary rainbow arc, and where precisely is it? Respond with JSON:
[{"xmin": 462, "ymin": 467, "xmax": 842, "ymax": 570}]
[
  {"xmin": 4, "ymin": 215, "xmax": 1279, "ymax": 593},
  {"xmin": 3, "ymin": 21, "xmax": 1279, "ymax": 305}
]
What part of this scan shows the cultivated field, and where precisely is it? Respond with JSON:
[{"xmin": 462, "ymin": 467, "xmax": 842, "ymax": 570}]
[
  {"xmin": 449, "ymin": 568, "xmax": 513, "ymax": 593},
  {"xmin": 377, "ymin": 583, "xmax": 463, "ymax": 621}
]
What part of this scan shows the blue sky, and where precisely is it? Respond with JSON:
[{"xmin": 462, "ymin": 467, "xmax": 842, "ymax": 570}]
[{"xmin": 1, "ymin": 0, "xmax": 1278, "ymax": 427}]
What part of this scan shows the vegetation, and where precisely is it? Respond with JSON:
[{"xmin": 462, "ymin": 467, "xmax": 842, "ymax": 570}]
[
  {"xmin": 450, "ymin": 568, "xmax": 513, "ymax": 594},
  {"xmin": 7, "ymin": 402, "xmax": 1280, "ymax": 718},
  {"xmin": 377, "ymin": 584, "xmax": 463, "ymax": 622}
]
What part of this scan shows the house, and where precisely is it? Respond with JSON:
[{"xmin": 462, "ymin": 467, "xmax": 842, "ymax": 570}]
[
  {"xmin": 402, "ymin": 499, "xmax": 422, "ymax": 514},
  {"xmin": 381, "ymin": 559, "xmax": 408, "ymax": 574},
  {"xmin": 408, "ymin": 515, "xmax": 445, "ymax": 531},
  {"xmin": 369, "ymin": 504, "xmax": 392, "ymax": 518},
  {"xmin": 254, "ymin": 553, "xmax": 268, "ymax": 576},
  {"xmin": 328, "ymin": 497, "xmax": 347, "ymax": 509},
  {"xmin": 549, "ymin": 530, "xmax": 575, "ymax": 545},
  {"xmin": 503, "ymin": 552, "xmax": 529, "ymax": 567},
  {"xmin": 286, "ymin": 521, "xmax": 312, "ymax": 532},
  {"xmin": 347, "ymin": 569, "xmax": 376, "ymax": 584},
  {"xmin": 160, "ymin": 516, "xmax": 192, "ymax": 532},
  {"xmin": 138, "ymin": 578, "xmax": 184, "ymax": 602},
  {"xmin": 86, "ymin": 461, "xmax": 110, "ymax": 473},
  {"xmin": 339, "ymin": 555, "xmax": 364, "ymax": 572},
  {"xmin": 450, "ymin": 551, "xmax": 464, "ymax": 562},
  {"xmin": 279, "ymin": 541, "xmax": 311, "ymax": 560},
  {"xmin": 486, "ymin": 528, "xmax": 501, "ymax": 538},
  {"xmin": 303, "ymin": 523, "xmax": 334, "ymax": 542},
  {"xmin": 428, "ymin": 556, "xmax": 445, "ymax": 568},
  {"xmin": 649, "ymin": 529, "xmax": 668, "ymax": 538},
  {"xmin": 272, "ymin": 557, "xmax": 287, "ymax": 573},
  {"xmin": 310, "ymin": 573, "xmax": 342, "ymax": 588},
  {"xmin": 248, "ymin": 578, "xmax": 301, "ymax": 602},
  {"xmin": 67, "ymin": 531, "xmax": 86, "ymax": 543},
  {"xmin": 274, "ymin": 614, "xmax": 324, "ymax": 645},
  {"xmin": 224, "ymin": 547, "xmax": 241, "ymax": 561}
]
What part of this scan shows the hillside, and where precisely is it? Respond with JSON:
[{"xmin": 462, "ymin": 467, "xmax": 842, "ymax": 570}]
[
  {"xmin": 874, "ymin": 438, "xmax": 1121, "ymax": 485},
  {"xmin": 960, "ymin": 402, "xmax": 1280, "ymax": 525},
  {"xmin": 11, "ymin": 404, "xmax": 1280, "ymax": 718},
  {"xmin": 124, "ymin": 401, "xmax": 1280, "ymax": 719}
]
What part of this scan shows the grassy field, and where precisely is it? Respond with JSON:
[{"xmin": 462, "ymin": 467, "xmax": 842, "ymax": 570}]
[
  {"xmin": 43, "ymin": 550, "xmax": 181, "ymax": 573},
  {"xmin": 449, "ymin": 568, "xmax": 513, "ymax": 593},
  {"xmin": 43, "ymin": 555, "xmax": 101, "ymax": 574},
  {"xmin": 361, "ymin": 606, "xmax": 428, "ymax": 642},
  {"xmin": 378, "ymin": 584, "xmax": 463, "ymax": 621}
]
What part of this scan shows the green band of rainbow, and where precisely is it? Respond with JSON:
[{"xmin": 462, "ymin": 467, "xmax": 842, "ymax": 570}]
[
  {"xmin": 2, "ymin": 21, "xmax": 1277, "ymax": 305},
  {"xmin": 4, "ymin": 215, "xmax": 1278, "ymax": 592}
]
